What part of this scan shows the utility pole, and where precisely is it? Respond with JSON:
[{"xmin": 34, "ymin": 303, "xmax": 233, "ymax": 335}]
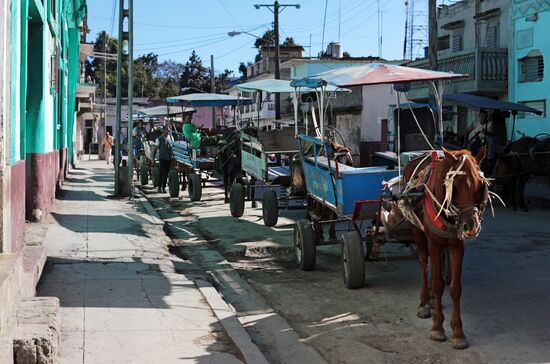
[
  {"xmin": 254, "ymin": 1, "xmax": 300, "ymax": 120},
  {"xmin": 100, "ymin": 31, "xmax": 107, "ymax": 160},
  {"xmin": 428, "ymin": 0, "xmax": 440, "ymax": 144},
  {"xmin": 210, "ymin": 55, "xmax": 216, "ymax": 127},
  {"xmin": 114, "ymin": 0, "xmax": 133, "ymax": 196}
]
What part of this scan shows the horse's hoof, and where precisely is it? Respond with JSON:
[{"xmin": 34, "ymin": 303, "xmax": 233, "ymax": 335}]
[
  {"xmin": 451, "ymin": 337, "xmax": 469, "ymax": 350},
  {"xmin": 430, "ymin": 330, "xmax": 447, "ymax": 342},
  {"xmin": 417, "ymin": 306, "xmax": 431, "ymax": 318}
]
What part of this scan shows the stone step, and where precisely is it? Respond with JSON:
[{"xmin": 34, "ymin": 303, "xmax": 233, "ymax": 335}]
[{"xmin": 13, "ymin": 297, "xmax": 60, "ymax": 364}]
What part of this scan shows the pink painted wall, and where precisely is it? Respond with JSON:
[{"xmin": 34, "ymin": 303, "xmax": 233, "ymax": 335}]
[{"xmin": 192, "ymin": 106, "xmax": 233, "ymax": 129}]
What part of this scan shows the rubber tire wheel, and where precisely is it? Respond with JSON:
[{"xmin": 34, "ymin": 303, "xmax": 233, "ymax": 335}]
[
  {"xmin": 152, "ymin": 166, "xmax": 159, "ymax": 187},
  {"xmin": 188, "ymin": 174, "xmax": 202, "ymax": 201},
  {"xmin": 442, "ymin": 248, "xmax": 451, "ymax": 285},
  {"xmin": 294, "ymin": 219, "xmax": 316, "ymax": 271},
  {"xmin": 168, "ymin": 170, "xmax": 180, "ymax": 198},
  {"xmin": 230, "ymin": 183, "xmax": 245, "ymax": 217},
  {"xmin": 140, "ymin": 165, "xmax": 148, "ymax": 186},
  {"xmin": 262, "ymin": 189, "xmax": 279, "ymax": 227},
  {"xmin": 341, "ymin": 231, "xmax": 366, "ymax": 289}
]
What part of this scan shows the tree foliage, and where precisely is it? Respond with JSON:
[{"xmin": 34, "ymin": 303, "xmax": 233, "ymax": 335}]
[{"xmin": 85, "ymin": 34, "xmax": 236, "ymax": 100}]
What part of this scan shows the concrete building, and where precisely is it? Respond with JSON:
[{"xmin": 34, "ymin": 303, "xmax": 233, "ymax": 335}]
[
  {"xmin": 407, "ymin": 0, "xmax": 509, "ymax": 136},
  {"xmin": 508, "ymin": 0, "xmax": 549, "ymax": 137},
  {"xmin": 0, "ymin": 0, "xmax": 87, "ymax": 360}
]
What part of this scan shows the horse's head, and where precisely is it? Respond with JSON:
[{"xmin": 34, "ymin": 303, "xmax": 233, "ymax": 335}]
[
  {"xmin": 330, "ymin": 142, "xmax": 353, "ymax": 167},
  {"xmin": 437, "ymin": 147, "xmax": 489, "ymax": 239}
]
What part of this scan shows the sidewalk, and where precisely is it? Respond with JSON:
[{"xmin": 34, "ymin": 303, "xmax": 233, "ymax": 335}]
[{"xmin": 36, "ymin": 160, "xmax": 245, "ymax": 363}]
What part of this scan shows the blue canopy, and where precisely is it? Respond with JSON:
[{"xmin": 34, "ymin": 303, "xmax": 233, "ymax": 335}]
[
  {"xmin": 443, "ymin": 93, "xmax": 542, "ymax": 115},
  {"xmin": 237, "ymin": 79, "xmax": 349, "ymax": 93},
  {"xmin": 165, "ymin": 93, "xmax": 253, "ymax": 107}
]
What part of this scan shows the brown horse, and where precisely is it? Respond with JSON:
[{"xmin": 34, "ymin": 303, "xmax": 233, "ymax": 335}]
[
  {"xmin": 403, "ymin": 147, "xmax": 489, "ymax": 350},
  {"xmin": 492, "ymin": 136, "xmax": 550, "ymax": 210}
]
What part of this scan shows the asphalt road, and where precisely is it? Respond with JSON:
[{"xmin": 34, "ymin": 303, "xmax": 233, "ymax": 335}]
[{"xmin": 143, "ymin": 181, "xmax": 550, "ymax": 364}]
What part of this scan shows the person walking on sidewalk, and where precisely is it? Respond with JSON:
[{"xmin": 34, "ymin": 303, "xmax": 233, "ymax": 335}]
[
  {"xmin": 154, "ymin": 127, "xmax": 172, "ymax": 193},
  {"xmin": 101, "ymin": 132, "xmax": 114, "ymax": 164}
]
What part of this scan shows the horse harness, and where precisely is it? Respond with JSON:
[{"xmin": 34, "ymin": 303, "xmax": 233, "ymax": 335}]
[{"xmin": 400, "ymin": 151, "xmax": 490, "ymax": 239}]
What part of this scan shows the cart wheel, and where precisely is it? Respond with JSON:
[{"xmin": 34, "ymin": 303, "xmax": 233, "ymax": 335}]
[
  {"xmin": 168, "ymin": 170, "xmax": 180, "ymax": 198},
  {"xmin": 442, "ymin": 248, "xmax": 451, "ymax": 285},
  {"xmin": 140, "ymin": 165, "xmax": 148, "ymax": 186},
  {"xmin": 294, "ymin": 219, "xmax": 316, "ymax": 271},
  {"xmin": 341, "ymin": 231, "xmax": 365, "ymax": 289},
  {"xmin": 230, "ymin": 183, "xmax": 245, "ymax": 217},
  {"xmin": 262, "ymin": 189, "xmax": 279, "ymax": 227},
  {"xmin": 152, "ymin": 166, "xmax": 159, "ymax": 187},
  {"xmin": 188, "ymin": 174, "xmax": 202, "ymax": 201}
]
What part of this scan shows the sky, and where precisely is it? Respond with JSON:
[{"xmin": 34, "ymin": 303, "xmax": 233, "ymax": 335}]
[{"xmin": 86, "ymin": 0, "xmax": 413, "ymax": 75}]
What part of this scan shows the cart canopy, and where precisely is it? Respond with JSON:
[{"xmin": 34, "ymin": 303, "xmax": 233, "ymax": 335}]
[
  {"xmin": 136, "ymin": 105, "xmax": 195, "ymax": 117},
  {"xmin": 443, "ymin": 93, "xmax": 542, "ymax": 115},
  {"xmin": 236, "ymin": 79, "xmax": 349, "ymax": 93},
  {"xmin": 165, "ymin": 93, "xmax": 253, "ymax": 107},
  {"xmin": 298, "ymin": 63, "xmax": 466, "ymax": 87}
]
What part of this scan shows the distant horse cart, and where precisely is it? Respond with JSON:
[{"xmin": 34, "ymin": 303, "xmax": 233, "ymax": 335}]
[
  {"xmin": 163, "ymin": 93, "xmax": 253, "ymax": 200},
  {"xmin": 228, "ymin": 79, "xmax": 349, "ymax": 227},
  {"xmin": 290, "ymin": 64, "xmax": 502, "ymax": 349}
]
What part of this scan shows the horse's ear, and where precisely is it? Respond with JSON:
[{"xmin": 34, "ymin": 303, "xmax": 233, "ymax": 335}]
[
  {"xmin": 442, "ymin": 147, "xmax": 458, "ymax": 162},
  {"xmin": 475, "ymin": 145, "xmax": 487, "ymax": 165}
]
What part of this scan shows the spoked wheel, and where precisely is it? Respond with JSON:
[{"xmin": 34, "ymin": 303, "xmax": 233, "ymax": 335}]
[
  {"xmin": 294, "ymin": 219, "xmax": 316, "ymax": 271},
  {"xmin": 152, "ymin": 166, "xmax": 159, "ymax": 187},
  {"xmin": 188, "ymin": 173, "xmax": 202, "ymax": 201},
  {"xmin": 168, "ymin": 170, "xmax": 180, "ymax": 198},
  {"xmin": 262, "ymin": 189, "xmax": 279, "ymax": 227},
  {"xmin": 341, "ymin": 231, "xmax": 366, "ymax": 289},
  {"xmin": 140, "ymin": 165, "xmax": 148, "ymax": 186},
  {"xmin": 230, "ymin": 183, "xmax": 245, "ymax": 217}
]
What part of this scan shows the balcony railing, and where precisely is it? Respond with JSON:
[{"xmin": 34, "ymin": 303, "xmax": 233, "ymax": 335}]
[{"xmin": 407, "ymin": 47, "xmax": 507, "ymax": 98}]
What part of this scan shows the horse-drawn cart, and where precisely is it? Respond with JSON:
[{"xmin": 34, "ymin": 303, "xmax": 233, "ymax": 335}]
[
  {"xmin": 164, "ymin": 93, "xmax": 253, "ymax": 200},
  {"xmin": 290, "ymin": 65, "xmax": 467, "ymax": 289}
]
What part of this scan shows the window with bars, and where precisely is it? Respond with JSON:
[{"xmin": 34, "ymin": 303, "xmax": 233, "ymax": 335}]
[
  {"xmin": 452, "ymin": 33, "xmax": 464, "ymax": 52},
  {"xmin": 485, "ymin": 25, "xmax": 498, "ymax": 48},
  {"xmin": 519, "ymin": 54, "xmax": 544, "ymax": 82},
  {"xmin": 438, "ymin": 35, "xmax": 450, "ymax": 51},
  {"xmin": 518, "ymin": 100, "xmax": 546, "ymax": 119}
]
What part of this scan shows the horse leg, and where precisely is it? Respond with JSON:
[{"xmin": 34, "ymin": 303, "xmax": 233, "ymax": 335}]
[
  {"xmin": 250, "ymin": 177, "xmax": 257, "ymax": 208},
  {"xmin": 413, "ymin": 228, "xmax": 431, "ymax": 319},
  {"xmin": 223, "ymin": 165, "xmax": 230, "ymax": 203},
  {"xmin": 519, "ymin": 175, "xmax": 528, "ymax": 212},
  {"xmin": 448, "ymin": 242, "xmax": 468, "ymax": 349},
  {"xmin": 428, "ymin": 238, "xmax": 446, "ymax": 342}
]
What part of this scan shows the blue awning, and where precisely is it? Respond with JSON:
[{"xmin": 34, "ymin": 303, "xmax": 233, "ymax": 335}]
[
  {"xmin": 165, "ymin": 93, "xmax": 253, "ymax": 107},
  {"xmin": 443, "ymin": 93, "xmax": 542, "ymax": 115}
]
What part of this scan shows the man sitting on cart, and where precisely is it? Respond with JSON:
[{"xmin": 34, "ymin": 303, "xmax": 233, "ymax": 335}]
[{"xmin": 182, "ymin": 115, "xmax": 219, "ymax": 148}]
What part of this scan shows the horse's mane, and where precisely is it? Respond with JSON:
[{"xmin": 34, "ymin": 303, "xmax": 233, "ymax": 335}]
[{"xmin": 432, "ymin": 150, "xmax": 483, "ymax": 202}]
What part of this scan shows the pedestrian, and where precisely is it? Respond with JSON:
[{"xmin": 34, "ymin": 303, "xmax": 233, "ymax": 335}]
[
  {"xmin": 153, "ymin": 127, "xmax": 172, "ymax": 193},
  {"xmin": 101, "ymin": 132, "xmax": 114, "ymax": 164}
]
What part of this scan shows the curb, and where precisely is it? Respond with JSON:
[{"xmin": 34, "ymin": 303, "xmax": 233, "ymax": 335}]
[
  {"xmin": 133, "ymin": 188, "xmax": 165, "ymax": 225},
  {"xmin": 195, "ymin": 279, "xmax": 269, "ymax": 364},
  {"xmin": 136, "ymin": 189, "xmax": 268, "ymax": 363}
]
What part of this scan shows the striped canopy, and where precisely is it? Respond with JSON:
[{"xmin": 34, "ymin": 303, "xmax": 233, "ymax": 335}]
[{"xmin": 165, "ymin": 93, "xmax": 253, "ymax": 107}]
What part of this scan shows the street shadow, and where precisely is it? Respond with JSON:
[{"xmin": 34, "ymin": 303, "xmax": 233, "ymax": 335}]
[
  {"xmin": 57, "ymin": 190, "xmax": 105, "ymax": 202},
  {"xmin": 51, "ymin": 212, "xmax": 148, "ymax": 237}
]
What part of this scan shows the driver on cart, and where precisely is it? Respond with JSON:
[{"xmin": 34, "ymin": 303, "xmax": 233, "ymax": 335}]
[
  {"xmin": 182, "ymin": 115, "xmax": 219, "ymax": 149},
  {"xmin": 132, "ymin": 120, "xmax": 147, "ymax": 155}
]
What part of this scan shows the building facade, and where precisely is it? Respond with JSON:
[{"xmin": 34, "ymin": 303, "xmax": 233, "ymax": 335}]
[
  {"xmin": 508, "ymin": 0, "xmax": 550, "ymax": 137},
  {"xmin": 407, "ymin": 0, "xmax": 510, "ymax": 137},
  {"xmin": 0, "ymin": 1, "xmax": 86, "ymax": 359}
]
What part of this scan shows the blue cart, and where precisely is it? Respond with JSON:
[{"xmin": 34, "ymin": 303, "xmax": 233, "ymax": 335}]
[{"xmin": 295, "ymin": 134, "xmax": 399, "ymax": 288}]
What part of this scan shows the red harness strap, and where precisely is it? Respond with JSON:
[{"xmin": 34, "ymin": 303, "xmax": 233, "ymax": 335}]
[{"xmin": 424, "ymin": 151, "xmax": 446, "ymax": 231}]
